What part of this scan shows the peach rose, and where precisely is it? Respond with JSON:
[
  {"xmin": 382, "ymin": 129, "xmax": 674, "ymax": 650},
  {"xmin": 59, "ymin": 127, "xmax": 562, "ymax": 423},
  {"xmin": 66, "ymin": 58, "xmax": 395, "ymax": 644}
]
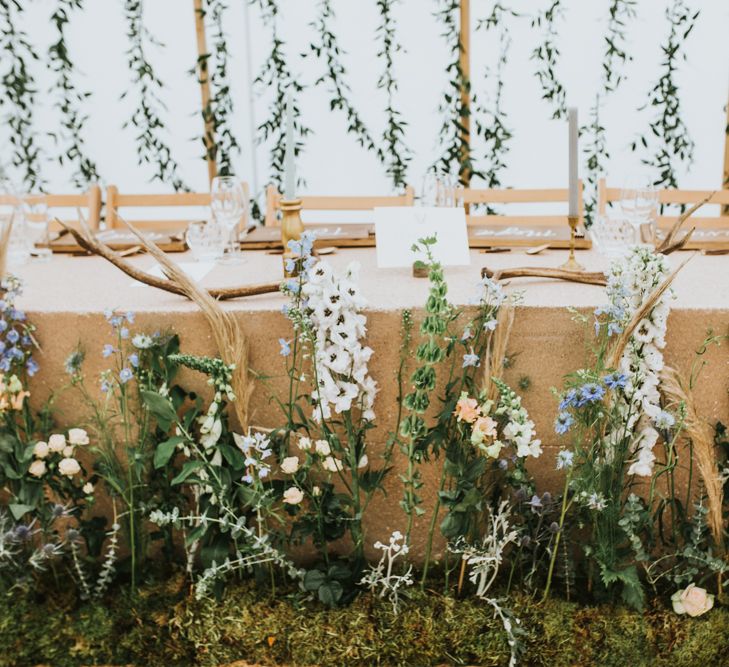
[
  {"xmin": 454, "ymin": 394, "xmax": 480, "ymax": 424},
  {"xmin": 473, "ymin": 416, "xmax": 497, "ymax": 439},
  {"xmin": 671, "ymin": 584, "xmax": 714, "ymax": 617},
  {"xmin": 10, "ymin": 391, "xmax": 28, "ymax": 411}
]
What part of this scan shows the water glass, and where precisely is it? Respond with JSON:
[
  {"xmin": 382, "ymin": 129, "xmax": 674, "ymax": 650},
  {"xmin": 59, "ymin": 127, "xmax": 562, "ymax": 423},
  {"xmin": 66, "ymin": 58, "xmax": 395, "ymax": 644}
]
[
  {"xmin": 186, "ymin": 220, "xmax": 226, "ymax": 262},
  {"xmin": 619, "ymin": 186, "xmax": 658, "ymax": 246},
  {"xmin": 23, "ymin": 198, "xmax": 52, "ymax": 261},
  {"xmin": 211, "ymin": 176, "xmax": 246, "ymax": 262},
  {"xmin": 590, "ymin": 214, "xmax": 634, "ymax": 259}
]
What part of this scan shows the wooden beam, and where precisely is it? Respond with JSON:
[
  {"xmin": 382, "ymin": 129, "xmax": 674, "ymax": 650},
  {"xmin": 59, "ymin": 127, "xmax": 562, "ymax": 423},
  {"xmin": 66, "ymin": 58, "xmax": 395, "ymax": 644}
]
[
  {"xmin": 459, "ymin": 0, "xmax": 471, "ymax": 188},
  {"xmin": 193, "ymin": 0, "xmax": 217, "ymax": 185}
]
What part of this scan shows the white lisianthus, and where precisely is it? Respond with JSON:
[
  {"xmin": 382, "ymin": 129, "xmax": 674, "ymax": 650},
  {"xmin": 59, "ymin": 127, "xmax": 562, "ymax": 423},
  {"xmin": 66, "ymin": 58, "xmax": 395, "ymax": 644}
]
[
  {"xmin": 58, "ymin": 457, "xmax": 81, "ymax": 477},
  {"xmin": 280, "ymin": 456, "xmax": 300, "ymax": 475},
  {"xmin": 298, "ymin": 436, "xmax": 313, "ymax": 451},
  {"xmin": 48, "ymin": 433, "xmax": 66, "ymax": 453},
  {"xmin": 33, "ymin": 441, "xmax": 49, "ymax": 459},
  {"xmin": 29, "ymin": 459, "xmax": 47, "ymax": 477},
  {"xmin": 68, "ymin": 428, "xmax": 90, "ymax": 446},
  {"xmin": 315, "ymin": 439, "xmax": 331, "ymax": 457},
  {"xmin": 62, "ymin": 446, "xmax": 75, "ymax": 458},
  {"xmin": 322, "ymin": 456, "xmax": 343, "ymax": 473},
  {"xmin": 283, "ymin": 486, "xmax": 304, "ymax": 505}
]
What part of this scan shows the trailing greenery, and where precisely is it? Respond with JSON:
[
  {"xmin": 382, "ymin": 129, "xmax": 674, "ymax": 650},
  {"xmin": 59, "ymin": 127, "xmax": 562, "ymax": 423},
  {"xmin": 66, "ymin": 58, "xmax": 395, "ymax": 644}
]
[
  {"xmin": 530, "ymin": 0, "xmax": 567, "ymax": 121},
  {"xmin": 122, "ymin": 0, "xmax": 188, "ymax": 191},
  {"xmin": 48, "ymin": 0, "xmax": 100, "ymax": 189}
]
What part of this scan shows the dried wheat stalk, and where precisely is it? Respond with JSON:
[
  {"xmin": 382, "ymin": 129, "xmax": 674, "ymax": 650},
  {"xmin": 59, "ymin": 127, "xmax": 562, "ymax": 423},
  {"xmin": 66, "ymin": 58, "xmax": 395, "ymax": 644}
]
[{"xmin": 480, "ymin": 302, "xmax": 515, "ymax": 403}]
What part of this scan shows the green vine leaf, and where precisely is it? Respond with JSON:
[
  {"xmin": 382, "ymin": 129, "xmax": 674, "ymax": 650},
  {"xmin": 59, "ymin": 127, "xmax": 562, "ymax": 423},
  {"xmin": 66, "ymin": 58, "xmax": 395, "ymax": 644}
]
[{"xmin": 530, "ymin": 0, "xmax": 567, "ymax": 121}]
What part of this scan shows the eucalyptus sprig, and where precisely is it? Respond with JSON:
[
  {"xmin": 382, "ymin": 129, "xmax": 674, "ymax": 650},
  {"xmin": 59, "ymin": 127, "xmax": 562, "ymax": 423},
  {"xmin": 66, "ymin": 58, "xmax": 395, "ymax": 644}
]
[
  {"xmin": 530, "ymin": 0, "xmax": 567, "ymax": 121},
  {"xmin": 632, "ymin": 0, "xmax": 699, "ymax": 191},
  {"xmin": 48, "ymin": 0, "xmax": 99, "ymax": 189},
  {"xmin": 376, "ymin": 0, "xmax": 411, "ymax": 188},
  {"xmin": 122, "ymin": 0, "xmax": 188, "ymax": 191},
  {"xmin": 0, "ymin": 0, "xmax": 43, "ymax": 190}
]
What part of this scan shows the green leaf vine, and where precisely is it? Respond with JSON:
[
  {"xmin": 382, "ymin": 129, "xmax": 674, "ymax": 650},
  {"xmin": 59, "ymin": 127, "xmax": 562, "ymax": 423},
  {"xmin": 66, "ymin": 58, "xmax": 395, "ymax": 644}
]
[
  {"xmin": 309, "ymin": 0, "xmax": 384, "ymax": 168},
  {"xmin": 433, "ymin": 0, "xmax": 477, "ymax": 184},
  {"xmin": 632, "ymin": 0, "xmax": 699, "ymax": 191},
  {"xmin": 253, "ymin": 0, "xmax": 310, "ymax": 191},
  {"xmin": 122, "ymin": 0, "xmax": 188, "ymax": 191},
  {"xmin": 48, "ymin": 0, "xmax": 100, "ymax": 189},
  {"xmin": 530, "ymin": 0, "xmax": 567, "ymax": 121},
  {"xmin": 0, "ymin": 0, "xmax": 43, "ymax": 190},
  {"xmin": 375, "ymin": 0, "xmax": 411, "ymax": 189},
  {"xmin": 202, "ymin": 0, "xmax": 239, "ymax": 176}
]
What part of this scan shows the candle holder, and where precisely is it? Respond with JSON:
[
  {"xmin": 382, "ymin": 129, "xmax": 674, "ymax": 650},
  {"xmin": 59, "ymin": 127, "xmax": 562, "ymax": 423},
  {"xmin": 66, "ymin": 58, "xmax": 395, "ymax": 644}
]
[
  {"xmin": 280, "ymin": 198, "xmax": 304, "ymax": 277},
  {"xmin": 560, "ymin": 215, "xmax": 584, "ymax": 272}
]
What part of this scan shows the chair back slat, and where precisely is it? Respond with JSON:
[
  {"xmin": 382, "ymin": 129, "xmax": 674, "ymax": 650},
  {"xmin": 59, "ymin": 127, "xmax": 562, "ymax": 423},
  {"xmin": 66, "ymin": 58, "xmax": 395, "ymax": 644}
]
[{"xmin": 0, "ymin": 186, "xmax": 102, "ymax": 230}]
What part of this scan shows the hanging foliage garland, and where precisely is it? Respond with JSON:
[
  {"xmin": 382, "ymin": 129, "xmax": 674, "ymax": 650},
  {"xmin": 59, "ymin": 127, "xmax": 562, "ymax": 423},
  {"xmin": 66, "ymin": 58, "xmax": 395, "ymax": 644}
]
[
  {"xmin": 253, "ymin": 0, "xmax": 310, "ymax": 191},
  {"xmin": 530, "ymin": 0, "xmax": 567, "ymax": 121},
  {"xmin": 375, "ymin": 0, "xmax": 411, "ymax": 189},
  {"xmin": 633, "ymin": 0, "xmax": 699, "ymax": 191},
  {"xmin": 122, "ymin": 0, "xmax": 188, "ymax": 191},
  {"xmin": 475, "ymin": 3, "xmax": 516, "ymax": 190},
  {"xmin": 203, "ymin": 0, "xmax": 239, "ymax": 176},
  {"xmin": 432, "ymin": 0, "xmax": 479, "ymax": 184},
  {"xmin": 48, "ymin": 0, "xmax": 100, "ymax": 189},
  {"xmin": 309, "ymin": 0, "xmax": 384, "ymax": 168},
  {"xmin": 0, "ymin": 0, "xmax": 43, "ymax": 190}
]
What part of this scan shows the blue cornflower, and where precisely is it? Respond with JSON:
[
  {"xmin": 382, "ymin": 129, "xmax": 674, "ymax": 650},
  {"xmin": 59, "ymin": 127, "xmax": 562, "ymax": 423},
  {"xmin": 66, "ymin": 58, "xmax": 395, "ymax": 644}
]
[
  {"xmin": 577, "ymin": 382, "xmax": 605, "ymax": 406},
  {"xmin": 559, "ymin": 389, "xmax": 578, "ymax": 411},
  {"xmin": 128, "ymin": 353, "xmax": 139, "ymax": 368},
  {"xmin": 65, "ymin": 349, "xmax": 84, "ymax": 376},
  {"xmin": 8, "ymin": 347, "xmax": 22, "ymax": 360},
  {"xmin": 462, "ymin": 350, "xmax": 480, "ymax": 368},
  {"xmin": 102, "ymin": 344, "xmax": 115, "ymax": 358},
  {"xmin": 119, "ymin": 367, "xmax": 133, "ymax": 384},
  {"xmin": 603, "ymin": 372, "xmax": 628, "ymax": 390},
  {"xmin": 556, "ymin": 449, "xmax": 574, "ymax": 470},
  {"xmin": 6, "ymin": 329, "xmax": 18, "ymax": 344},
  {"xmin": 554, "ymin": 412, "xmax": 574, "ymax": 435},
  {"xmin": 100, "ymin": 380, "xmax": 111, "ymax": 393},
  {"xmin": 498, "ymin": 459, "xmax": 508, "ymax": 471},
  {"xmin": 528, "ymin": 494, "xmax": 543, "ymax": 513},
  {"xmin": 279, "ymin": 338, "xmax": 291, "ymax": 357},
  {"xmin": 26, "ymin": 357, "xmax": 39, "ymax": 376}
]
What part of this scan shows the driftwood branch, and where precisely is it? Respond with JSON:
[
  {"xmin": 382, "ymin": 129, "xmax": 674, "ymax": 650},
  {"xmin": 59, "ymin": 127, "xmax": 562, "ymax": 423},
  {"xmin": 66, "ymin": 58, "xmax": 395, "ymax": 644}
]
[
  {"xmin": 481, "ymin": 265, "xmax": 607, "ymax": 286},
  {"xmin": 655, "ymin": 193, "xmax": 712, "ymax": 254},
  {"xmin": 55, "ymin": 219, "xmax": 281, "ymax": 301}
]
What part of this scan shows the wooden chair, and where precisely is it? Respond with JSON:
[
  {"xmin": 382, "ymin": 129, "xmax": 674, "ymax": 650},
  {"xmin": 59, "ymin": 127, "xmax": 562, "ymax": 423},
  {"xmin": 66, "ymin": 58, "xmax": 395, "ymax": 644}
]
[
  {"xmin": 454, "ymin": 184, "xmax": 585, "ymax": 227},
  {"xmin": 0, "ymin": 186, "xmax": 102, "ymax": 231},
  {"xmin": 264, "ymin": 185, "xmax": 415, "ymax": 227},
  {"xmin": 597, "ymin": 178, "xmax": 729, "ymax": 229},
  {"xmin": 106, "ymin": 183, "xmax": 250, "ymax": 230}
]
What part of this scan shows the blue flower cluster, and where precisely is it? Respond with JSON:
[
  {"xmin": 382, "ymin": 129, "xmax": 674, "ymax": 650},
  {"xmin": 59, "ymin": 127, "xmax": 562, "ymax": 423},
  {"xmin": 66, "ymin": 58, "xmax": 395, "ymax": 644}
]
[
  {"xmin": 283, "ymin": 231, "xmax": 318, "ymax": 290},
  {"xmin": 0, "ymin": 277, "xmax": 38, "ymax": 376},
  {"xmin": 554, "ymin": 372, "xmax": 628, "ymax": 435},
  {"xmin": 593, "ymin": 304, "xmax": 625, "ymax": 337},
  {"xmin": 102, "ymin": 310, "xmax": 140, "ymax": 387}
]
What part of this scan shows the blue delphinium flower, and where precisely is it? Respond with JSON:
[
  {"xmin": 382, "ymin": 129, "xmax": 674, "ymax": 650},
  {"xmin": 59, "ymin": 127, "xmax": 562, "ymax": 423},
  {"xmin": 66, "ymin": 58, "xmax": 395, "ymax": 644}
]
[
  {"xmin": 26, "ymin": 357, "xmax": 39, "ymax": 376},
  {"xmin": 279, "ymin": 338, "xmax": 291, "ymax": 357},
  {"xmin": 102, "ymin": 344, "xmax": 115, "ymax": 358},
  {"xmin": 577, "ymin": 382, "xmax": 605, "ymax": 406},
  {"xmin": 556, "ymin": 449, "xmax": 574, "ymax": 470},
  {"xmin": 285, "ymin": 258, "xmax": 296, "ymax": 274},
  {"xmin": 603, "ymin": 371, "xmax": 628, "ymax": 390},
  {"xmin": 128, "ymin": 353, "xmax": 139, "ymax": 368},
  {"xmin": 554, "ymin": 412, "xmax": 574, "ymax": 435},
  {"xmin": 6, "ymin": 329, "xmax": 18, "ymax": 344},
  {"xmin": 119, "ymin": 367, "xmax": 133, "ymax": 384}
]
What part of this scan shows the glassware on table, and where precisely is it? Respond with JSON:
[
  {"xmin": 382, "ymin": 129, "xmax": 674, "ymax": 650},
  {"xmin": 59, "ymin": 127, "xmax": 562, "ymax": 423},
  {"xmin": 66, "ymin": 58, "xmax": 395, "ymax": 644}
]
[
  {"xmin": 211, "ymin": 176, "xmax": 246, "ymax": 263},
  {"xmin": 619, "ymin": 185, "xmax": 658, "ymax": 247},
  {"xmin": 589, "ymin": 214, "xmax": 634, "ymax": 259},
  {"xmin": 421, "ymin": 172, "xmax": 456, "ymax": 207},
  {"xmin": 185, "ymin": 220, "xmax": 226, "ymax": 262},
  {"xmin": 22, "ymin": 197, "xmax": 52, "ymax": 261}
]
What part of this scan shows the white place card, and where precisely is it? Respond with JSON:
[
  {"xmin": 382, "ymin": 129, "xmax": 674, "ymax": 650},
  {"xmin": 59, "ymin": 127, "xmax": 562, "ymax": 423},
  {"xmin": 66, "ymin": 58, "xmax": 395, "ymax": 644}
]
[
  {"xmin": 130, "ymin": 261, "xmax": 215, "ymax": 288},
  {"xmin": 374, "ymin": 207, "xmax": 471, "ymax": 268}
]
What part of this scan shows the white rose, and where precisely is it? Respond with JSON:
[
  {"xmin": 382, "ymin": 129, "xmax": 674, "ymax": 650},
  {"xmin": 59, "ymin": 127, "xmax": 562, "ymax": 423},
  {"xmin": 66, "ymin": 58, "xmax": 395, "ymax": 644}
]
[
  {"xmin": 82, "ymin": 482, "xmax": 94, "ymax": 495},
  {"xmin": 33, "ymin": 441, "xmax": 49, "ymax": 459},
  {"xmin": 315, "ymin": 440, "xmax": 331, "ymax": 456},
  {"xmin": 297, "ymin": 436, "xmax": 312, "ymax": 451},
  {"xmin": 283, "ymin": 486, "xmax": 304, "ymax": 505},
  {"xmin": 58, "ymin": 457, "xmax": 81, "ymax": 478},
  {"xmin": 280, "ymin": 456, "xmax": 300, "ymax": 475},
  {"xmin": 62, "ymin": 446, "xmax": 75, "ymax": 458},
  {"xmin": 48, "ymin": 433, "xmax": 66, "ymax": 453},
  {"xmin": 322, "ymin": 456, "xmax": 343, "ymax": 473},
  {"xmin": 68, "ymin": 428, "xmax": 90, "ymax": 446},
  {"xmin": 29, "ymin": 459, "xmax": 47, "ymax": 477}
]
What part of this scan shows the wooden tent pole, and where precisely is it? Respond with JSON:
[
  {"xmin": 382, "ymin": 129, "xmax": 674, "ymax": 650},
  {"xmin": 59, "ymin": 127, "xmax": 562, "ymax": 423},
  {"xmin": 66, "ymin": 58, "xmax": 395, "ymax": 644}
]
[
  {"xmin": 193, "ymin": 0, "xmax": 218, "ymax": 184},
  {"xmin": 723, "ymin": 89, "xmax": 729, "ymax": 214},
  {"xmin": 459, "ymin": 0, "xmax": 471, "ymax": 188}
]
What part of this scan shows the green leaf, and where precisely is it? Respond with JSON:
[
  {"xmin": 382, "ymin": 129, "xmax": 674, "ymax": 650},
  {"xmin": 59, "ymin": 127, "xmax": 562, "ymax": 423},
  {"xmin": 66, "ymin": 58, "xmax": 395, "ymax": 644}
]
[
  {"xmin": 171, "ymin": 460, "xmax": 204, "ymax": 486},
  {"xmin": 9, "ymin": 503, "xmax": 35, "ymax": 520},
  {"xmin": 141, "ymin": 390, "xmax": 178, "ymax": 430},
  {"xmin": 154, "ymin": 436, "xmax": 184, "ymax": 469},
  {"xmin": 318, "ymin": 580, "xmax": 343, "ymax": 607},
  {"xmin": 303, "ymin": 569, "xmax": 327, "ymax": 592},
  {"xmin": 218, "ymin": 443, "xmax": 245, "ymax": 470}
]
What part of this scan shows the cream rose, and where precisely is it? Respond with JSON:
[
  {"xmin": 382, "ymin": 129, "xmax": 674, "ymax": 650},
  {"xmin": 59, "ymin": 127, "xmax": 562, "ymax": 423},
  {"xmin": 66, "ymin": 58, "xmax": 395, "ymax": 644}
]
[
  {"xmin": 33, "ymin": 441, "xmax": 49, "ymax": 459},
  {"xmin": 322, "ymin": 456, "xmax": 343, "ymax": 473},
  {"xmin": 315, "ymin": 439, "xmax": 331, "ymax": 456},
  {"xmin": 283, "ymin": 486, "xmax": 304, "ymax": 505},
  {"xmin": 68, "ymin": 428, "xmax": 90, "ymax": 446},
  {"xmin": 58, "ymin": 457, "xmax": 81, "ymax": 478},
  {"xmin": 62, "ymin": 446, "xmax": 75, "ymax": 458},
  {"xmin": 82, "ymin": 482, "xmax": 95, "ymax": 495},
  {"xmin": 48, "ymin": 433, "xmax": 66, "ymax": 453},
  {"xmin": 297, "ymin": 436, "xmax": 313, "ymax": 451},
  {"xmin": 29, "ymin": 459, "xmax": 47, "ymax": 478},
  {"xmin": 280, "ymin": 456, "xmax": 300, "ymax": 475},
  {"xmin": 672, "ymin": 584, "xmax": 714, "ymax": 617}
]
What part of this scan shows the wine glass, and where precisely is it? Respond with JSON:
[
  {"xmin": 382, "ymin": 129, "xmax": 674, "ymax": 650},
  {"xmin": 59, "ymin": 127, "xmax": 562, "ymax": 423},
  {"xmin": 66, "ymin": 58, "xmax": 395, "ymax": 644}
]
[
  {"xmin": 22, "ymin": 196, "xmax": 52, "ymax": 261},
  {"xmin": 619, "ymin": 185, "xmax": 658, "ymax": 246},
  {"xmin": 211, "ymin": 176, "xmax": 246, "ymax": 263},
  {"xmin": 420, "ymin": 172, "xmax": 440, "ymax": 207}
]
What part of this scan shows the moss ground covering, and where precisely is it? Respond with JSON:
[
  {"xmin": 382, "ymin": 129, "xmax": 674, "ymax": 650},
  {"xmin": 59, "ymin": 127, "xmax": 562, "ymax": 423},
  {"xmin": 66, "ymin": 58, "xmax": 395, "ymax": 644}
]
[{"xmin": 2, "ymin": 575, "xmax": 729, "ymax": 666}]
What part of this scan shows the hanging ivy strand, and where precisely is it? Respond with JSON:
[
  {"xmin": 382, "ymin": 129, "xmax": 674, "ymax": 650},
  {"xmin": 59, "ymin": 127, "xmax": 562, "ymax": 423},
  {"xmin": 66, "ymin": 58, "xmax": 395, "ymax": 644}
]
[
  {"xmin": 375, "ymin": 0, "xmax": 411, "ymax": 189},
  {"xmin": 530, "ymin": 0, "xmax": 567, "ymax": 121},
  {"xmin": 48, "ymin": 0, "xmax": 100, "ymax": 189},
  {"xmin": 633, "ymin": 0, "xmax": 699, "ymax": 191},
  {"xmin": 122, "ymin": 0, "xmax": 188, "ymax": 191},
  {"xmin": 254, "ymin": 0, "xmax": 311, "ymax": 191},
  {"xmin": 0, "ymin": 0, "xmax": 43, "ymax": 190},
  {"xmin": 602, "ymin": 0, "xmax": 637, "ymax": 93},
  {"xmin": 309, "ymin": 0, "xmax": 384, "ymax": 168},
  {"xmin": 203, "ymin": 0, "xmax": 239, "ymax": 176}
]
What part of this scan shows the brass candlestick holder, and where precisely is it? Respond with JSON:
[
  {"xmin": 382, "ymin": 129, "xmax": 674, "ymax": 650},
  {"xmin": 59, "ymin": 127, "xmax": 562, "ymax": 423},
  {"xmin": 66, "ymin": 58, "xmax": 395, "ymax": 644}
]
[
  {"xmin": 280, "ymin": 198, "xmax": 304, "ymax": 278},
  {"xmin": 560, "ymin": 214, "xmax": 584, "ymax": 272}
]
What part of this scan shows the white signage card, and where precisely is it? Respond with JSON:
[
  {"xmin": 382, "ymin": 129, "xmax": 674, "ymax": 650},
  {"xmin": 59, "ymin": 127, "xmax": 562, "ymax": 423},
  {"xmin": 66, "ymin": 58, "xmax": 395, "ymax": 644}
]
[
  {"xmin": 130, "ymin": 262, "xmax": 214, "ymax": 288},
  {"xmin": 374, "ymin": 207, "xmax": 471, "ymax": 268}
]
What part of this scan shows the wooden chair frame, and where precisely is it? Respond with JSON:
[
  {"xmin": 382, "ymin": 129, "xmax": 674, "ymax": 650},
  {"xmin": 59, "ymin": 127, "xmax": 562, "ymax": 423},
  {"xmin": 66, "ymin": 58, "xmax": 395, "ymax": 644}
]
[
  {"xmin": 454, "ymin": 183, "xmax": 585, "ymax": 227},
  {"xmin": 106, "ymin": 183, "xmax": 250, "ymax": 230},
  {"xmin": 0, "ymin": 186, "xmax": 102, "ymax": 231},
  {"xmin": 264, "ymin": 185, "xmax": 415, "ymax": 227}
]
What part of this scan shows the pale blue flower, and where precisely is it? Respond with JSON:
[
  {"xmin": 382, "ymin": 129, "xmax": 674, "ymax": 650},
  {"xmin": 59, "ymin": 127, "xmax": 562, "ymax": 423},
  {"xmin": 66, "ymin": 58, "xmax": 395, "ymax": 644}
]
[
  {"xmin": 483, "ymin": 319, "xmax": 498, "ymax": 332},
  {"xmin": 102, "ymin": 344, "xmax": 115, "ymax": 358},
  {"xmin": 603, "ymin": 372, "xmax": 628, "ymax": 390},
  {"xmin": 554, "ymin": 412, "xmax": 574, "ymax": 435},
  {"xmin": 279, "ymin": 338, "xmax": 291, "ymax": 357},
  {"xmin": 556, "ymin": 449, "xmax": 574, "ymax": 470},
  {"xmin": 128, "ymin": 353, "xmax": 139, "ymax": 368},
  {"xmin": 119, "ymin": 367, "xmax": 133, "ymax": 384},
  {"xmin": 654, "ymin": 410, "xmax": 675, "ymax": 430},
  {"xmin": 462, "ymin": 350, "xmax": 480, "ymax": 368}
]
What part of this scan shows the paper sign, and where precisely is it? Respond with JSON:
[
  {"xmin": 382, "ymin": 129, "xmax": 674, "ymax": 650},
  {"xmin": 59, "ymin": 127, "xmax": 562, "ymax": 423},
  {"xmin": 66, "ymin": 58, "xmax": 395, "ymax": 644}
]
[
  {"xmin": 374, "ymin": 207, "xmax": 471, "ymax": 268},
  {"xmin": 131, "ymin": 261, "xmax": 214, "ymax": 288}
]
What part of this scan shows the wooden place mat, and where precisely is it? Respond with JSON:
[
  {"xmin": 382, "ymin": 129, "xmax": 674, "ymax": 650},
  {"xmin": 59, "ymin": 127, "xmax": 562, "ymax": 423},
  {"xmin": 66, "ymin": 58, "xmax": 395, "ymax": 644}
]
[
  {"xmin": 241, "ymin": 224, "xmax": 375, "ymax": 250},
  {"xmin": 467, "ymin": 224, "xmax": 592, "ymax": 249},
  {"xmin": 50, "ymin": 228, "xmax": 187, "ymax": 254}
]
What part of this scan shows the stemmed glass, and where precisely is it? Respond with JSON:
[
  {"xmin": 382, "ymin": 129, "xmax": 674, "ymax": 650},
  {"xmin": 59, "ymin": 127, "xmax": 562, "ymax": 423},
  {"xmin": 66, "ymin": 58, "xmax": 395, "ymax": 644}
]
[
  {"xmin": 23, "ymin": 197, "xmax": 52, "ymax": 261},
  {"xmin": 211, "ymin": 176, "xmax": 246, "ymax": 263},
  {"xmin": 619, "ymin": 185, "xmax": 658, "ymax": 246}
]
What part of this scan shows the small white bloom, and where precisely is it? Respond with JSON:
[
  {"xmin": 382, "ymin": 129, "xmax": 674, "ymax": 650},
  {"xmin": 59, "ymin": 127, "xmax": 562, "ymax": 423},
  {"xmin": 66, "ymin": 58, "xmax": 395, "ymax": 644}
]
[
  {"xmin": 82, "ymin": 482, "xmax": 94, "ymax": 495},
  {"xmin": 312, "ymin": 485, "xmax": 322, "ymax": 497},
  {"xmin": 315, "ymin": 439, "xmax": 331, "ymax": 456},
  {"xmin": 298, "ymin": 436, "xmax": 313, "ymax": 451},
  {"xmin": 322, "ymin": 456, "xmax": 343, "ymax": 473},
  {"xmin": 68, "ymin": 428, "xmax": 90, "ymax": 446},
  {"xmin": 58, "ymin": 457, "xmax": 81, "ymax": 478},
  {"xmin": 283, "ymin": 486, "xmax": 304, "ymax": 505},
  {"xmin": 48, "ymin": 433, "xmax": 66, "ymax": 453},
  {"xmin": 33, "ymin": 441, "xmax": 49, "ymax": 459},
  {"xmin": 357, "ymin": 454, "xmax": 368, "ymax": 469},
  {"xmin": 62, "ymin": 446, "xmax": 75, "ymax": 458},
  {"xmin": 280, "ymin": 456, "xmax": 300, "ymax": 475},
  {"xmin": 29, "ymin": 459, "xmax": 47, "ymax": 477}
]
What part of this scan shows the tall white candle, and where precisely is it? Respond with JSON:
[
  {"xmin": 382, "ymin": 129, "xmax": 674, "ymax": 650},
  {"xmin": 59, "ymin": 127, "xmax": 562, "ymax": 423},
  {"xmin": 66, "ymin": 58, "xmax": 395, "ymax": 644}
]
[
  {"xmin": 283, "ymin": 94, "xmax": 295, "ymax": 200},
  {"xmin": 568, "ymin": 107, "xmax": 579, "ymax": 218}
]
